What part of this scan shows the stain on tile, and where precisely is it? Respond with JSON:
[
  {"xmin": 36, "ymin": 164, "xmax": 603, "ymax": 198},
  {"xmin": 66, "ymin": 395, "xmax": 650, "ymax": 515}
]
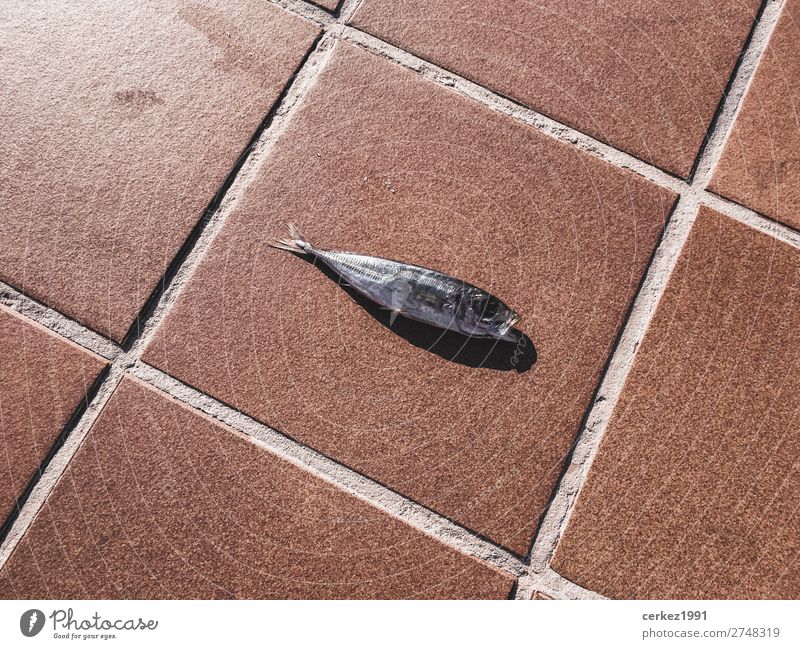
[
  {"xmin": 553, "ymin": 207, "xmax": 800, "ymax": 598},
  {"xmin": 0, "ymin": 378, "xmax": 514, "ymax": 599},
  {"xmin": 144, "ymin": 42, "xmax": 676, "ymax": 555},
  {"xmin": 112, "ymin": 89, "xmax": 165, "ymax": 116},
  {"xmin": 0, "ymin": 307, "xmax": 106, "ymax": 530},
  {"xmin": 0, "ymin": 0, "xmax": 320, "ymax": 341},
  {"xmin": 711, "ymin": 0, "xmax": 800, "ymax": 231},
  {"xmin": 351, "ymin": 0, "xmax": 761, "ymax": 177}
]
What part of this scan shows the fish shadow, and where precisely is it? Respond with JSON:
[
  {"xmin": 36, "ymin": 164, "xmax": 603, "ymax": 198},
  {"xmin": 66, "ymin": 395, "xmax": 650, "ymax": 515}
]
[{"xmin": 298, "ymin": 254, "xmax": 537, "ymax": 373}]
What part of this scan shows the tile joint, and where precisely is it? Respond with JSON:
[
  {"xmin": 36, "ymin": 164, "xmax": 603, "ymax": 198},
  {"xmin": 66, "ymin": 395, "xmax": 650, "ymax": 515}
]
[
  {"xmin": 0, "ymin": 282, "xmax": 121, "ymax": 361},
  {"xmin": 518, "ymin": 568, "xmax": 608, "ymax": 601}
]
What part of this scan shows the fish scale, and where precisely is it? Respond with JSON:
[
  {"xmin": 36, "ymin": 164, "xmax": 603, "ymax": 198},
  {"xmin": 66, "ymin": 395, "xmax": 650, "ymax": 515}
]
[{"xmin": 269, "ymin": 223, "xmax": 522, "ymax": 343}]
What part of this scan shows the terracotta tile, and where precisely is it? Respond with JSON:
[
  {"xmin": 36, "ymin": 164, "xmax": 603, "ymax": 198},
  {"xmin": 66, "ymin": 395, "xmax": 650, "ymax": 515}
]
[
  {"xmin": 553, "ymin": 207, "xmax": 800, "ymax": 599},
  {"xmin": 0, "ymin": 1, "xmax": 319, "ymax": 342},
  {"xmin": 0, "ymin": 378, "xmax": 514, "ymax": 599},
  {"xmin": 711, "ymin": 0, "xmax": 800, "ymax": 231},
  {"xmin": 144, "ymin": 42, "xmax": 675, "ymax": 555},
  {"xmin": 311, "ymin": 0, "xmax": 340, "ymax": 12},
  {"xmin": 0, "ymin": 308, "xmax": 106, "ymax": 529},
  {"xmin": 351, "ymin": 0, "xmax": 761, "ymax": 177}
]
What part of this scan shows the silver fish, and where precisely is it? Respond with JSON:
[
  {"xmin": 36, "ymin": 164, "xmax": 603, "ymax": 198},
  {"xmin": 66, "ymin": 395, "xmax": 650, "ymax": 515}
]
[{"xmin": 269, "ymin": 223, "xmax": 522, "ymax": 343}]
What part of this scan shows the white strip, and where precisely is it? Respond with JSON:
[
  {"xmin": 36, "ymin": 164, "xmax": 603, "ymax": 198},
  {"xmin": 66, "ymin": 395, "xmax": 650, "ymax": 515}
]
[
  {"xmin": 703, "ymin": 192, "xmax": 800, "ymax": 250},
  {"xmin": 0, "ymin": 363, "xmax": 125, "ymax": 568},
  {"xmin": 273, "ymin": 0, "xmax": 800, "ymax": 260},
  {"xmin": 337, "ymin": 0, "xmax": 365, "ymax": 21},
  {"xmin": 0, "ymin": 0, "xmax": 794, "ymax": 601},
  {"xmin": 267, "ymin": 0, "xmax": 334, "ymax": 26},
  {"xmin": 517, "ymin": 568, "xmax": 608, "ymax": 600},
  {"xmin": 0, "ymin": 282, "xmax": 121, "ymax": 361}
]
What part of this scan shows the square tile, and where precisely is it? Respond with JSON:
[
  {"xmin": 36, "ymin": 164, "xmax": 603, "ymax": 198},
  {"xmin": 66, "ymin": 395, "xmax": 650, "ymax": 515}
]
[
  {"xmin": 144, "ymin": 42, "xmax": 675, "ymax": 555},
  {"xmin": 0, "ymin": 307, "xmax": 106, "ymax": 529},
  {"xmin": 0, "ymin": 0, "xmax": 320, "ymax": 341},
  {"xmin": 311, "ymin": 0, "xmax": 341, "ymax": 12},
  {"xmin": 552, "ymin": 207, "xmax": 800, "ymax": 598},
  {"xmin": 711, "ymin": 0, "xmax": 800, "ymax": 232},
  {"xmin": 0, "ymin": 378, "xmax": 514, "ymax": 599},
  {"xmin": 351, "ymin": 0, "xmax": 761, "ymax": 177}
]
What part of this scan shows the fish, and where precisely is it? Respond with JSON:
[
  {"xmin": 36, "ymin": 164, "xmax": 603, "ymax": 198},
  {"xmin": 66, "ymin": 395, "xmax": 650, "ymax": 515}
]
[{"xmin": 269, "ymin": 222, "xmax": 523, "ymax": 344}]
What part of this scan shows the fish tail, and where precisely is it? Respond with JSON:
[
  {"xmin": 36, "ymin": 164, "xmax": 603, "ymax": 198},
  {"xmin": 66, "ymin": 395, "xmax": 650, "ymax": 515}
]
[{"xmin": 268, "ymin": 221, "xmax": 312, "ymax": 254}]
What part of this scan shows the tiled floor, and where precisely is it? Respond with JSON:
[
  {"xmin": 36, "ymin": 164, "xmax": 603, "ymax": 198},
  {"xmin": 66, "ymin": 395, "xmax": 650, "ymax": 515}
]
[
  {"xmin": 0, "ymin": 0, "xmax": 319, "ymax": 341},
  {"xmin": 711, "ymin": 0, "xmax": 800, "ymax": 231},
  {"xmin": 143, "ymin": 41, "xmax": 675, "ymax": 555},
  {"xmin": 1, "ymin": 0, "xmax": 798, "ymax": 599},
  {"xmin": 0, "ymin": 379, "xmax": 512, "ymax": 599},
  {"xmin": 351, "ymin": 0, "xmax": 762, "ymax": 177},
  {"xmin": 552, "ymin": 207, "xmax": 800, "ymax": 599},
  {"xmin": 0, "ymin": 308, "xmax": 106, "ymax": 532}
]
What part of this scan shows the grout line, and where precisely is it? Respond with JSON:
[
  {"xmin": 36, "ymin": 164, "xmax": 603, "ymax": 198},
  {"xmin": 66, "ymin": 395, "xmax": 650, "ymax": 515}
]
[
  {"xmin": 0, "ymin": 366, "xmax": 110, "ymax": 546},
  {"xmin": 524, "ymin": 193, "xmax": 700, "ymax": 574},
  {"xmin": 0, "ymin": 34, "xmax": 338, "ymax": 574},
  {"xmin": 122, "ymin": 33, "xmax": 338, "ymax": 358},
  {"xmin": 270, "ymin": 0, "xmax": 684, "ymax": 194},
  {"xmin": 702, "ymin": 191, "xmax": 800, "ymax": 250},
  {"xmin": 266, "ymin": 0, "xmax": 361, "ymax": 25},
  {"xmin": 522, "ymin": 0, "xmax": 787, "ymax": 587},
  {"xmin": 129, "ymin": 362, "xmax": 527, "ymax": 578},
  {"xmin": 337, "ymin": 25, "xmax": 688, "ymax": 194},
  {"xmin": 690, "ymin": 0, "xmax": 785, "ymax": 186},
  {"xmin": 0, "ymin": 282, "xmax": 121, "ymax": 361},
  {"xmin": 267, "ymin": 0, "xmax": 333, "ymax": 26},
  {"xmin": 517, "ymin": 568, "xmax": 608, "ymax": 601},
  {"xmin": 0, "ymin": 364, "xmax": 126, "ymax": 568},
  {"xmin": 0, "ymin": 24, "xmax": 526, "ymax": 584}
]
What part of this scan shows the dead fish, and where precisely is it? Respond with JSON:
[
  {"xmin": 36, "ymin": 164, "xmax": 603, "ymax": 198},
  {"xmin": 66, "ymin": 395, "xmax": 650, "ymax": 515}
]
[{"xmin": 269, "ymin": 222, "xmax": 522, "ymax": 343}]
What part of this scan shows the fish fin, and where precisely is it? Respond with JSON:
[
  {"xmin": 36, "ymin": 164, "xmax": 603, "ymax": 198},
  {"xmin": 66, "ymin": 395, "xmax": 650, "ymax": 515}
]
[
  {"xmin": 285, "ymin": 221, "xmax": 307, "ymax": 242},
  {"xmin": 268, "ymin": 238, "xmax": 305, "ymax": 253},
  {"xmin": 389, "ymin": 309, "xmax": 401, "ymax": 327},
  {"xmin": 268, "ymin": 222, "xmax": 312, "ymax": 254}
]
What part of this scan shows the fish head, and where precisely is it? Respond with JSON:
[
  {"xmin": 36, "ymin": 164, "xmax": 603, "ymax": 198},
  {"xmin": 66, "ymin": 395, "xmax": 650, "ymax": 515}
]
[{"xmin": 461, "ymin": 290, "xmax": 521, "ymax": 342}]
